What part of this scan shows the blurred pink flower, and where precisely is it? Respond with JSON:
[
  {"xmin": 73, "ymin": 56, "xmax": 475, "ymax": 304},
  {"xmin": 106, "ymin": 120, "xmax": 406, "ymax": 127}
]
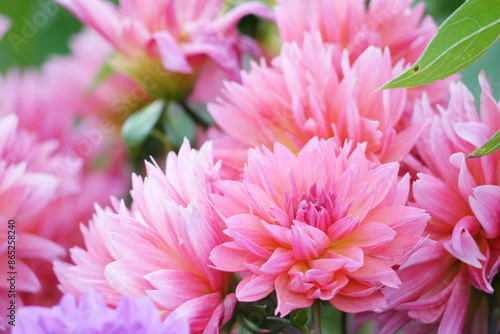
[
  {"xmin": 55, "ymin": 140, "xmax": 236, "ymax": 333},
  {"xmin": 0, "ymin": 30, "xmax": 133, "ymax": 249},
  {"xmin": 209, "ymin": 33, "xmax": 423, "ymax": 178},
  {"xmin": 42, "ymin": 29, "xmax": 150, "ymax": 122},
  {"xmin": 56, "ymin": 0, "xmax": 273, "ymax": 100},
  {"xmin": 15, "ymin": 288, "xmax": 190, "ymax": 334},
  {"xmin": 0, "ymin": 14, "xmax": 10, "ymax": 40},
  {"xmin": 374, "ymin": 74, "xmax": 500, "ymax": 334},
  {"xmin": 0, "ymin": 29, "xmax": 133, "ymax": 309},
  {"xmin": 209, "ymin": 137, "xmax": 429, "ymax": 316},
  {"xmin": 0, "ymin": 114, "xmax": 69, "ymax": 330}
]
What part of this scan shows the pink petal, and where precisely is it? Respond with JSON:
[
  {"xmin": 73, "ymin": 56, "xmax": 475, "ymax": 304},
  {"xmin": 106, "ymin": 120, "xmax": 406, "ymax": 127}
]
[
  {"xmin": 291, "ymin": 220, "xmax": 329, "ymax": 261},
  {"xmin": 148, "ymin": 31, "xmax": 192, "ymax": 73},
  {"xmin": 341, "ymin": 222, "xmax": 396, "ymax": 250},
  {"xmin": 438, "ymin": 266, "xmax": 471, "ymax": 334},
  {"xmin": 261, "ymin": 248, "xmax": 295, "ymax": 274},
  {"xmin": 17, "ymin": 233, "xmax": 66, "ymax": 261},
  {"xmin": 380, "ymin": 121, "xmax": 425, "ymax": 163},
  {"xmin": 236, "ymin": 273, "xmax": 275, "ymax": 302},
  {"xmin": 202, "ymin": 293, "xmax": 237, "ymax": 334},
  {"xmin": 13, "ymin": 260, "xmax": 41, "ymax": 293},
  {"xmin": 452, "ymin": 121, "xmax": 491, "ymax": 151},
  {"xmin": 449, "ymin": 153, "xmax": 477, "ymax": 201},
  {"xmin": 443, "ymin": 216, "xmax": 485, "ymax": 268},
  {"xmin": 275, "ymin": 272, "xmax": 313, "ymax": 316},
  {"xmin": 469, "ymin": 185, "xmax": 500, "ymax": 239},
  {"xmin": 104, "ymin": 260, "xmax": 156, "ymax": 298},
  {"xmin": 145, "ymin": 269, "xmax": 208, "ymax": 310},
  {"xmin": 413, "ymin": 173, "xmax": 469, "ymax": 225},
  {"xmin": 210, "ymin": 242, "xmax": 247, "ymax": 272},
  {"xmin": 262, "ymin": 221, "xmax": 293, "ymax": 245},
  {"xmin": 323, "ymin": 247, "xmax": 364, "ymax": 272},
  {"xmin": 173, "ymin": 292, "xmax": 224, "ymax": 333},
  {"xmin": 331, "ymin": 289, "xmax": 386, "ymax": 313},
  {"xmin": 327, "ymin": 216, "xmax": 360, "ymax": 241},
  {"xmin": 364, "ymin": 206, "xmax": 428, "ymax": 233},
  {"xmin": 479, "ymin": 71, "xmax": 500, "ymax": 132},
  {"xmin": 348, "ymin": 257, "xmax": 400, "ymax": 288}
]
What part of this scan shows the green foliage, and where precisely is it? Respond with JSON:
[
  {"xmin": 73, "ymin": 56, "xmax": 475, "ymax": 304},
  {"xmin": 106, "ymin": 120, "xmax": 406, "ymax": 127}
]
[
  {"xmin": 467, "ymin": 130, "xmax": 500, "ymax": 158},
  {"xmin": 0, "ymin": 0, "xmax": 81, "ymax": 71},
  {"xmin": 122, "ymin": 100, "xmax": 164, "ymax": 148},
  {"xmin": 380, "ymin": 0, "xmax": 500, "ymax": 90},
  {"xmin": 420, "ymin": 0, "xmax": 465, "ymax": 23},
  {"xmin": 162, "ymin": 102, "xmax": 196, "ymax": 149}
]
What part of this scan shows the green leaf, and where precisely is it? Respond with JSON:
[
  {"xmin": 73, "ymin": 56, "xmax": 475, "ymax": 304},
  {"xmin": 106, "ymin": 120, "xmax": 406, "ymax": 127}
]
[
  {"xmin": 122, "ymin": 100, "xmax": 164, "ymax": 148},
  {"xmin": 163, "ymin": 102, "xmax": 196, "ymax": 149},
  {"xmin": 467, "ymin": 130, "xmax": 500, "ymax": 158},
  {"xmin": 379, "ymin": 0, "xmax": 500, "ymax": 90}
]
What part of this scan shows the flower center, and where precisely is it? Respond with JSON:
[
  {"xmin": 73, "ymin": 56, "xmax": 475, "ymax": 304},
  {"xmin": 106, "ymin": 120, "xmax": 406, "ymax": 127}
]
[{"xmin": 292, "ymin": 184, "xmax": 336, "ymax": 232}]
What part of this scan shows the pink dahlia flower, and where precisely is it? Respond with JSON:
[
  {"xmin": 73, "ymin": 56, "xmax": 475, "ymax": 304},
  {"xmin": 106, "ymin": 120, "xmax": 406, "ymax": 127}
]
[
  {"xmin": 15, "ymin": 288, "xmax": 190, "ymax": 334},
  {"xmin": 0, "ymin": 114, "xmax": 69, "ymax": 330},
  {"xmin": 55, "ymin": 140, "xmax": 235, "ymax": 333},
  {"xmin": 276, "ymin": 0, "xmax": 435, "ymax": 65},
  {"xmin": 209, "ymin": 33, "xmax": 423, "ymax": 177},
  {"xmin": 275, "ymin": 0, "xmax": 454, "ymax": 114},
  {"xmin": 56, "ymin": 0, "xmax": 273, "ymax": 100},
  {"xmin": 209, "ymin": 137, "xmax": 429, "ymax": 316},
  {"xmin": 373, "ymin": 75, "xmax": 500, "ymax": 333}
]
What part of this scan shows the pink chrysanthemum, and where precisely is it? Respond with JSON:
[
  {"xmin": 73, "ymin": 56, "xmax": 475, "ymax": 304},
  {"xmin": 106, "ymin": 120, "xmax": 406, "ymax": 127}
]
[
  {"xmin": 209, "ymin": 137, "xmax": 429, "ymax": 316},
  {"xmin": 55, "ymin": 0, "xmax": 273, "ymax": 100},
  {"xmin": 0, "ymin": 114, "xmax": 71, "ymax": 330},
  {"xmin": 373, "ymin": 74, "xmax": 500, "ymax": 334},
  {"xmin": 275, "ymin": 0, "xmax": 453, "ymax": 108},
  {"xmin": 54, "ymin": 140, "xmax": 235, "ymax": 333},
  {"xmin": 209, "ymin": 33, "xmax": 423, "ymax": 178},
  {"xmin": 276, "ymin": 0, "xmax": 435, "ymax": 65}
]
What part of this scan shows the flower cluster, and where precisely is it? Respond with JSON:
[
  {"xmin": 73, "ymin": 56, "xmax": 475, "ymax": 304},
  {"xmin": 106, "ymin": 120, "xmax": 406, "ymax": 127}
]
[
  {"xmin": 55, "ymin": 0, "xmax": 273, "ymax": 100},
  {"xmin": 210, "ymin": 138, "xmax": 429, "ymax": 315},
  {"xmin": 2, "ymin": 0, "xmax": 500, "ymax": 333},
  {"xmin": 54, "ymin": 141, "xmax": 236, "ymax": 332},
  {"xmin": 369, "ymin": 74, "xmax": 500, "ymax": 333}
]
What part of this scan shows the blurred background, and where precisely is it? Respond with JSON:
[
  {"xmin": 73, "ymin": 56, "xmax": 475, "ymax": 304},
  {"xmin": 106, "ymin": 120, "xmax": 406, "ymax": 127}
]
[{"xmin": 0, "ymin": 0, "xmax": 498, "ymax": 105}]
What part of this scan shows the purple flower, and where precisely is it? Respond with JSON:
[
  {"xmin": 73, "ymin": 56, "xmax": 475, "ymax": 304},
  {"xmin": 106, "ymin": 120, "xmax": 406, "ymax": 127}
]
[{"xmin": 14, "ymin": 288, "xmax": 190, "ymax": 334}]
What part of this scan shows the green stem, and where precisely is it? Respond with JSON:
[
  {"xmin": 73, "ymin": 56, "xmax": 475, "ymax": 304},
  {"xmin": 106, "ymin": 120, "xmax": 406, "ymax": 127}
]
[
  {"xmin": 340, "ymin": 311, "xmax": 347, "ymax": 334},
  {"xmin": 311, "ymin": 300, "xmax": 322, "ymax": 334}
]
